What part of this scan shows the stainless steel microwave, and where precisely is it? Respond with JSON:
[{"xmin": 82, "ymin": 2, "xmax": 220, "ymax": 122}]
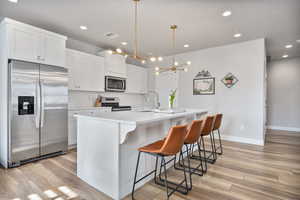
[{"xmin": 105, "ymin": 76, "xmax": 126, "ymax": 92}]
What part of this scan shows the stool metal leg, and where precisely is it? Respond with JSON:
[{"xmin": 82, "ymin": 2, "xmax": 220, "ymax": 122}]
[
  {"xmin": 175, "ymin": 143, "xmax": 204, "ymax": 177},
  {"xmin": 154, "ymin": 155, "xmax": 159, "ymax": 184},
  {"xmin": 215, "ymin": 129, "xmax": 223, "ymax": 155},
  {"xmin": 191, "ymin": 136, "xmax": 208, "ymax": 172},
  {"xmin": 210, "ymin": 132, "xmax": 217, "ymax": 162},
  {"xmin": 132, "ymin": 151, "xmax": 141, "ymax": 200},
  {"xmin": 195, "ymin": 134, "xmax": 217, "ymax": 164},
  {"xmin": 200, "ymin": 136, "xmax": 207, "ymax": 172},
  {"xmin": 162, "ymin": 157, "xmax": 170, "ymax": 199}
]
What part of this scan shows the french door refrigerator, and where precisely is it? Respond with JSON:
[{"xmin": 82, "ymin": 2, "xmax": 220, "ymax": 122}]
[{"xmin": 8, "ymin": 60, "xmax": 68, "ymax": 167}]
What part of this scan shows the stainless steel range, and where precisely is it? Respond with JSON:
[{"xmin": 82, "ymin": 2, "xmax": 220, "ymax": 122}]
[{"xmin": 101, "ymin": 97, "xmax": 131, "ymax": 112}]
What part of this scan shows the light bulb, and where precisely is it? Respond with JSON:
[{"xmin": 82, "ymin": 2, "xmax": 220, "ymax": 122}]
[
  {"xmin": 174, "ymin": 61, "xmax": 179, "ymax": 66},
  {"xmin": 107, "ymin": 50, "xmax": 113, "ymax": 55},
  {"xmin": 150, "ymin": 57, "xmax": 157, "ymax": 62},
  {"xmin": 116, "ymin": 48, "xmax": 122, "ymax": 53},
  {"xmin": 282, "ymin": 54, "xmax": 289, "ymax": 58},
  {"xmin": 155, "ymin": 67, "xmax": 160, "ymax": 71},
  {"xmin": 141, "ymin": 60, "xmax": 146, "ymax": 64},
  {"xmin": 234, "ymin": 33, "xmax": 242, "ymax": 38},
  {"xmin": 158, "ymin": 57, "xmax": 163, "ymax": 61},
  {"xmin": 187, "ymin": 61, "xmax": 192, "ymax": 65},
  {"xmin": 222, "ymin": 10, "xmax": 232, "ymax": 17}
]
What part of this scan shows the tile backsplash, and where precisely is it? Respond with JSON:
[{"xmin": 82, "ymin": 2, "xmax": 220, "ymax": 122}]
[{"xmin": 69, "ymin": 90, "xmax": 147, "ymax": 108}]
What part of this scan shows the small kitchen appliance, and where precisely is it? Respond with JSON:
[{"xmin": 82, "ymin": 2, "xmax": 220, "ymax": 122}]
[
  {"xmin": 105, "ymin": 76, "xmax": 126, "ymax": 92},
  {"xmin": 101, "ymin": 97, "xmax": 131, "ymax": 111}
]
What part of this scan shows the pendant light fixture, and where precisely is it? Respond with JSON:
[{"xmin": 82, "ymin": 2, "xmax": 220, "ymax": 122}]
[
  {"xmin": 108, "ymin": 0, "xmax": 161, "ymax": 64},
  {"xmin": 155, "ymin": 25, "xmax": 191, "ymax": 75}
]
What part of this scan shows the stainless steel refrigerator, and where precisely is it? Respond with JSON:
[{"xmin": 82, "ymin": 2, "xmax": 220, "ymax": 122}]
[{"xmin": 8, "ymin": 60, "xmax": 68, "ymax": 167}]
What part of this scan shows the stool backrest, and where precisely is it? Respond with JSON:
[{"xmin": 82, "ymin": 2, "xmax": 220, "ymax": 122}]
[
  {"xmin": 201, "ymin": 116, "xmax": 215, "ymax": 136},
  {"xmin": 213, "ymin": 114, "xmax": 223, "ymax": 131},
  {"xmin": 185, "ymin": 120, "xmax": 203, "ymax": 144},
  {"xmin": 159, "ymin": 125, "xmax": 188, "ymax": 156}
]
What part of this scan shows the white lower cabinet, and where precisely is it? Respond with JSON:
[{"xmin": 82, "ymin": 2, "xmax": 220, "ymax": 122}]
[
  {"xmin": 126, "ymin": 64, "xmax": 148, "ymax": 94},
  {"xmin": 68, "ymin": 108, "xmax": 111, "ymax": 147}
]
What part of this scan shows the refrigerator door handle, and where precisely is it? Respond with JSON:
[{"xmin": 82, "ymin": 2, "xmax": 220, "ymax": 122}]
[
  {"xmin": 35, "ymin": 80, "xmax": 41, "ymax": 129},
  {"xmin": 40, "ymin": 80, "xmax": 45, "ymax": 128}
]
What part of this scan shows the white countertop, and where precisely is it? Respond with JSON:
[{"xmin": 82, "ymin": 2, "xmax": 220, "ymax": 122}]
[
  {"xmin": 69, "ymin": 106, "xmax": 111, "ymax": 111},
  {"xmin": 76, "ymin": 109, "xmax": 207, "ymax": 125}
]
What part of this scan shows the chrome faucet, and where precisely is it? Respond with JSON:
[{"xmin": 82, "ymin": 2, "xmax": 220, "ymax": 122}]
[{"xmin": 147, "ymin": 90, "xmax": 161, "ymax": 109}]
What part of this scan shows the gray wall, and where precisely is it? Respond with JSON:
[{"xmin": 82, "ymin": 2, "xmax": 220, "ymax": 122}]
[
  {"xmin": 155, "ymin": 39, "xmax": 266, "ymax": 145},
  {"xmin": 267, "ymin": 57, "xmax": 300, "ymax": 130},
  {"xmin": 66, "ymin": 38, "xmax": 103, "ymax": 55}
]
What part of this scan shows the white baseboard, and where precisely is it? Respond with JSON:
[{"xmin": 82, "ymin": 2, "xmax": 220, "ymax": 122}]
[
  {"xmin": 267, "ymin": 126, "xmax": 300, "ymax": 132},
  {"xmin": 68, "ymin": 144, "xmax": 77, "ymax": 150},
  {"xmin": 221, "ymin": 135, "xmax": 264, "ymax": 146}
]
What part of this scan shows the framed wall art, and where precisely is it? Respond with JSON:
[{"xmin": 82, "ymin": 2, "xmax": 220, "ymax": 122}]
[
  {"xmin": 193, "ymin": 77, "xmax": 215, "ymax": 95},
  {"xmin": 221, "ymin": 73, "xmax": 239, "ymax": 88}
]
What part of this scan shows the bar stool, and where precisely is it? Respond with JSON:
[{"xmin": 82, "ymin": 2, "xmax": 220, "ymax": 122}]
[
  {"xmin": 131, "ymin": 125, "xmax": 189, "ymax": 200},
  {"xmin": 191, "ymin": 116, "xmax": 217, "ymax": 165},
  {"xmin": 173, "ymin": 120, "xmax": 204, "ymax": 190},
  {"xmin": 212, "ymin": 114, "xmax": 223, "ymax": 155}
]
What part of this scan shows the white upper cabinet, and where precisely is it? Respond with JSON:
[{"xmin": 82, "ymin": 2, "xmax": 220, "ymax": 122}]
[
  {"xmin": 66, "ymin": 49, "xmax": 105, "ymax": 92},
  {"xmin": 5, "ymin": 18, "xmax": 66, "ymax": 67},
  {"xmin": 8, "ymin": 25, "xmax": 40, "ymax": 63},
  {"xmin": 126, "ymin": 64, "xmax": 148, "ymax": 94},
  {"xmin": 104, "ymin": 51, "xmax": 127, "ymax": 78},
  {"xmin": 42, "ymin": 34, "xmax": 66, "ymax": 67}
]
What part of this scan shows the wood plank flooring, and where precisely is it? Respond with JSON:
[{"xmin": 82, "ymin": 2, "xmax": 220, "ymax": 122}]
[{"xmin": 1, "ymin": 129, "xmax": 300, "ymax": 200}]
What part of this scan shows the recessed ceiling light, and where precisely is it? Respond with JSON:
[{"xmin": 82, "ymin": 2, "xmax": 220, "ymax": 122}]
[
  {"xmin": 150, "ymin": 57, "xmax": 157, "ymax": 62},
  {"xmin": 116, "ymin": 48, "xmax": 122, "ymax": 53},
  {"xmin": 222, "ymin": 10, "xmax": 232, "ymax": 17},
  {"xmin": 8, "ymin": 0, "xmax": 18, "ymax": 3},
  {"xmin": 121, "ymin": 42, "xmax": 128, "ymax": 46},
  {"xmin": 184, "ymin": 44, "xmax": 190, "ymax": 48},
  {"xmin": 297, "ymin": 39, "xmax": 300, "ymax": 43},
  {"xmin": 158, "ymin": 57, "xmax": 163, "ymax": 61},
  {"xmin": 80, "ymin": 26, "xmax": 88, "ymax": 30},
  {"xmin": 285, "ymin": 44, "xmax": 293, "ymax": 49},
  {"xmin": 234, "ymin": 33, "xmax": 242, "ymax": 38},
  {"xmin": 282, "ymin": 54, "xmax": 289, "ymax": 58}
]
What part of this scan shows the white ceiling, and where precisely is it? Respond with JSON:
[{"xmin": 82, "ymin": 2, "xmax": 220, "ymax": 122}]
[{"xmin": 0, "ymin": 0, "xmax": 300, "ymax": 61}]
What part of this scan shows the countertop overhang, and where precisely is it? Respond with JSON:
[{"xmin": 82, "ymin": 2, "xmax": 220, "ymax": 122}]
[{"xmin": 75, "ymin": 109, "xmax": 208, "ymax": 125}]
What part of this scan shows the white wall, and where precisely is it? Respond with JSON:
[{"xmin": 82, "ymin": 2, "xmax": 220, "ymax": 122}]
[
  {"xmin": 155, "ymin": 39, "xmax": 266, "ymax": 145},
  {"xmin": 267, "ymin": 57, "xmax": 300, "ymax": 131}
]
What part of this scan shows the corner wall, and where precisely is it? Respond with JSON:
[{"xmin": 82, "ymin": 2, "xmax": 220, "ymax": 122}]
[{"xmin": 267, "ymin": 57, "xmax": 300, "ymax": 131}]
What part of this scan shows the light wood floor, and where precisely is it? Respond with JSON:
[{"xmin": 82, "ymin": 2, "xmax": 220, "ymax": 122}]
[{"xmin": 1, "ymin": 129, "xmax": 300, "ymax": 200}]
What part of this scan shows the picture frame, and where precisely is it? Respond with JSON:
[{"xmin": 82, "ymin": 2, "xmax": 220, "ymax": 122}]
[
  {"xmin": 193, "ymin": 77, "xmax": 215, "ymax": 95},
  {"xmin": 221, "ymin": 73, "xmax": 239, "ymax": 88}
]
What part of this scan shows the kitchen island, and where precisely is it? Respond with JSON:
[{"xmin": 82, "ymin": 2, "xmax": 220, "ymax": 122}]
[{"xmin": 76, "ymin": 109, "xmax": 207, "ymax": 200}]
